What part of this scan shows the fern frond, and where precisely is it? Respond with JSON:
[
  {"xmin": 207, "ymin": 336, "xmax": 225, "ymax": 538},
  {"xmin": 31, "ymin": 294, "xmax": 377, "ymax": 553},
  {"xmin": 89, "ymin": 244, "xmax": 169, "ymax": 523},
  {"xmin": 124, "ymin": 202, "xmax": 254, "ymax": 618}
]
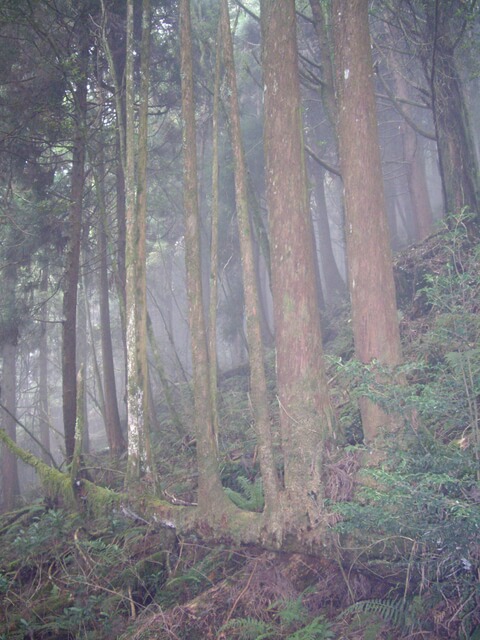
[
  {"xmin": 287, "ymin": 615, "xmax": 335, "ymax": 639},
  {"xmin": 341, "ymin": 597, "xmax": 408, "ymax": 629},
  {"xmin": 225, "ymin": 477, "xmax": 264, "ymax": 512},
  {"xmin": 219, "ymin": 616, "xmax": 275, "ymax": 639}
]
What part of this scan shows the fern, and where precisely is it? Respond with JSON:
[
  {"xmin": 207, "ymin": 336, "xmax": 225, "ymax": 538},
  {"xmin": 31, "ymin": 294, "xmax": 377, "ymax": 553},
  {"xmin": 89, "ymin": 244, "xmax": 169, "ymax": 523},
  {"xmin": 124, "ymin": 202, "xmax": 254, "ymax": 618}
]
[
  {"xmin": 225, "ymin": 476, "xmax": 264, "ymax": 512},
  {"xmin": 80, "ymin": 539, "xmax": 122, "ymax": 567},
  {"xmin": 341, "ymin": 597, "xmax": 408, "ymax": 630},
  {"xmin": 287, "ymin": 615, "xmax": 335, "ymax": 639},
  {"xmin": 219, "ymin": 616, "xmax": 275, "ymax": 639},
  {"xmin": 276, "ymin": 593, "xmax": 307, "ymax": 627}
]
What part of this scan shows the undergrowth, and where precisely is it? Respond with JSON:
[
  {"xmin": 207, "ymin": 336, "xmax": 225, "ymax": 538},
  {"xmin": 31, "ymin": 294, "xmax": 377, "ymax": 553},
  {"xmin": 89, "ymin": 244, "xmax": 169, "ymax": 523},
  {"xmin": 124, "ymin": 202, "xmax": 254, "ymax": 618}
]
[
  {"xmin": 1, "ymin": 213, "xmax": 479, "ymax": 639},
  {"xmin": 331, "ymin": 213, "xmax": 480, "ymax": 639}
]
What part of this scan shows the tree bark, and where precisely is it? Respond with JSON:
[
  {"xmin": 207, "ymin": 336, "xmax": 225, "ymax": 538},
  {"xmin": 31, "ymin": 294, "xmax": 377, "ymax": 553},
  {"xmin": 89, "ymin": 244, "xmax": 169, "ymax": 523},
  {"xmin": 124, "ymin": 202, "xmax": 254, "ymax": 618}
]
[
  {"xmin": 1, "ymin": 342, "xmax": 20, "ymax": 511},
  {"xmin": 384, "ymin": 27, "xmax": 434, "ymax": 242},
  {"xmin": 62, "ymin": 12, "xmax": 88, "ymax": 462},
  {"xmin": 125, "ymin": 0, "xmax": 155, "ymax": 486},
  {"xmin": 39, "ymin": 266, "xmax": 51, "ymax": 464},
  {"xmin": 77, "ymin": 278, "xmax": 90, "ymax": 455},
  {"xmin": 332, "ymin": 0, "xmax": 403, "ymax": 442},
  {"xmin": 310, "ymin": 164, "xmax": 346, "ymax": 302},
  {"xmin": 424, "ymin": 1, "xmax": 480, "ymax": 222},
  {"xmin": 220, "ymin": 0, "xmax": 280, "ymax": 514},
  {"xmin": 208, "ymin": 17, "xmax": 222, "ymax": 448},
  {"xmin": 179, "ymin": 0, "xmax": 231, "ymax": 512},
  {"xmin": 95, "ymin": 143, "xmax": 126, "ymax": 457},
  {"xmin": 261, "ymin": 0, "xmax": 335, "ymax": 527}
]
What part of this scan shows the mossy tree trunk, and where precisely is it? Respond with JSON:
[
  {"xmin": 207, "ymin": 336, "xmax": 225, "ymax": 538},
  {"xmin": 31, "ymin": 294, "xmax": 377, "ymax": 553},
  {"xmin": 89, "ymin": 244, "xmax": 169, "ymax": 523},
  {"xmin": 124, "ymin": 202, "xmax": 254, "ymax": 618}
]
[
  {"xmin": 39, "ymin": 265, "xmax": 51, "ymax": 465},
  {"xmin": 179, "ymin": 0, "xmax": 232, "ymax": 513},
  {"xmin": 220, "ymin": 0, "xmax": 280, "ymax": 516},
  {"xmin": 94, "ymin": 135, "xmax": 126, "ymax": 458},
  {"xmin": 1, "ymin": 340, "xmax": 20, "ymax": 510},
  {"xmin": 100, "ymin": 0, "xmax": 128, "ymax": 427},
  {"xmin": 208, "ymin": 17, "xmax": 221, "ymax": 448},
  {"xmin": 308, "ymin": 0, "xmax": 348, "ymax": 301},
  {"xmin": 61, "ymin": 11, "xmax": 88, "ymax": 463},
  {"xmin": 125, "ymin": 0, "xmax": 155, "ymax": 487},
  {"xmin": 261, "ymin": 0, "xmax": 335, "ymax": 530},
  {"xmin": 332, "ymin": 0, "xmax": 403, "ymax": 442}
]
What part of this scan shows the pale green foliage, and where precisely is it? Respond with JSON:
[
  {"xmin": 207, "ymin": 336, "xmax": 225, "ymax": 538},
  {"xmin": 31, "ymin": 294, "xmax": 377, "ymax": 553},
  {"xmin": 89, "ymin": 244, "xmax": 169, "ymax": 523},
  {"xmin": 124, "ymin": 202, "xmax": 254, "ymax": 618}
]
[
  {"xmin": 225, "ymin": 475, "xmax": 265, "ymax": 511},
  {"xmin": 219, "ymin": 617, "xmax": 276, "ymax": 640},
  {"xmin": 331, "ymin": 212, "xmax": 480, "ymax": 638},
  {"xmin": 287, "ymin": 617, "xmax": 335, "ymax": 640},
  {"xmin": 220, "ymin": 591, "xmax": 336, "ymax": 640},
  {"xmin": 341, "ymin": 597, "xmax": 409, "ymax": 631},
  {"xmin": 0, "ymin": 506, "xmax": 175, "ymax": 639},
  {"xmin": 275, "ymin": 592, "xmax": 335, "ymax": 639}
]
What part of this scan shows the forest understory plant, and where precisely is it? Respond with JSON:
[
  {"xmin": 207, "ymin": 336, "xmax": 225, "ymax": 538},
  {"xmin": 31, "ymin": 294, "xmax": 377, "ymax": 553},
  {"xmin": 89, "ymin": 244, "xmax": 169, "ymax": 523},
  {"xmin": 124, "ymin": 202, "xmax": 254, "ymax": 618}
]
[
  {"xmin": 330, "ymin": 213, "xmax": 480, "ymax": 639},
  {"xmin": 1, "ymin": 219, "xmax": 479, "ymax": 638}
]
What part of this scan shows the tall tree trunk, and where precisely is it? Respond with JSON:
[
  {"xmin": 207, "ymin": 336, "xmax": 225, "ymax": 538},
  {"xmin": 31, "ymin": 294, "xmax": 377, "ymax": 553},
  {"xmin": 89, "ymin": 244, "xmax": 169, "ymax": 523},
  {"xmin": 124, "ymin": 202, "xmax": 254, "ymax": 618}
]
[
  {"xmin": 95, "ymin": 139, "xmax": 126, "ymax": 457},
  {"xmin": 1, "ymin": 341, "xmax": 20, "ymax": 511},
  {"xmin": 1, "ymin": 245, "xmax": 20, "ymax": 515},
  {"xmin": 424, "ymin": 1, "xmax": 480, "ymax": 223},
  {"xmin": 62, "ymin": 14, "xmax": 88, "ymax": 462},
  {"xmin": 101, "ymin": 0, "xmax": 128, "ymax": 416},
  {"xmin": 252, "ymin": 236, "xmax": 274, "ymax": 348},
  {"xmin": 405, "ymin": 131, "xmax": 434, "ymax": 242},
  {"xmin": 208, "ymin": 18, "xmax": 222, "ymax": 447},
  {"xmin": 147, "ymin": 312, "xmax": 186, "ymax": 437},
  {"xmin": 39, "ymin": 266, "xmax": 51, "ymax": 464},
  {"xmin": 385, "ymin": 28, "xmax": 434, "ymax": 241},
  {"xmin": 332, "ymin": 0, "xmax": 403, "ymax": 442},
  {"xmin": 179, "ymin": 0, "xmax": 231, "ymax": 512},
  {"xmin": 309, "ymin": 0, "xmax": 337, "ymax": 133},
  {"xmin": 310, "ymin": 164, "xmax": 346, "ymax": 301},
  {"xmin": 220, "ymin": 0, "xmax": 280, "ymax": 514},
  {"xmin": 308, "ymin": 0, "xmax": 347, "ymax": 300},
  {"xmin": 261, "ymin": 0, "xmax": 335, "ymax": 528},
  {"xmin": 77, "ymin": 279, "xmax": 90, "ymax": 454},
  {"xmin": 125, "ymin": 0, "xmax": 155, "ymax": 486}
]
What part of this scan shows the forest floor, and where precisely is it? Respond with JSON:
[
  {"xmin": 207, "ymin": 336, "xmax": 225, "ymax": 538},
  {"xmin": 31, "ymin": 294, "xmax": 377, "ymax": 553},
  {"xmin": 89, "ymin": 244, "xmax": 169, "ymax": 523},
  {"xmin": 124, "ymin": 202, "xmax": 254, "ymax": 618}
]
[
  {"xmin": 0, "ymin": 503, "xmax": 392, "ymax": 639},
  {"xmin": 1, "ymin": 223, "xmax": 479, "ymax": 639}
]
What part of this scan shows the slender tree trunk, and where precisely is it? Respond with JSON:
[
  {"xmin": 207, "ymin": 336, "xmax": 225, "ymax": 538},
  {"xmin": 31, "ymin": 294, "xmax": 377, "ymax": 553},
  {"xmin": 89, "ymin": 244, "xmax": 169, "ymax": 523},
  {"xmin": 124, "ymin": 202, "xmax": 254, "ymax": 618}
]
[
  {"xmin": 39, "ymin": 266, "xmax": 51, "ymax": 464},
  {"xmin": 310, "ymin": 165, "xmax": 346, "ymax": 301},
  {"xmin": 125, "ymin": 0, "xmax": 155, "ymax": 486},
  {"xmin": 332, "ymin": 0, "xmax": 403, "ymax": 442},
  {"xmin": 1, "ymin": 238, "xmax": 20, "ymax": 507},
  {"xmin": 77, "ymin": 280, "xmax": 90, "ymax": 454},
  {"xmin": 252, "ymin": 237, "xmax": 274, "ymax": 348},
  {"xmin": 308, "ymin": 0, "xmax": 347, "ymax": 299},
  {"xmin": 62, "ymin": 15, "xmax": 88, "ymax": 462},
  {"xmin": 84, "ymin": 266, "xmax": 106, "ymax": 420},
  {"xmin": 179, "ymin": 0, "xmax": 231, "ymax": 511},
  {"xmin": 115, "ymin": 133, "xmax": 128, "ymax": 419},
  {"xmin": 116, "ymin": 138, "xmax": 127, "ymax": 326},
  {"xmin": 147, "ymin": 313, "xmax": 186, "ymax": 437},
  {"xmin": 261, "ymin": 0, "xmax": 335, "ymax": 528},
  {"xmin": 424, "ymin": 1, "xmax": 480, "ymax": 222},
  {"xmin": 384, "ymin": 23, "xmax": 434, "ymax": 242},
  {"xmin": 95, "ymin": 145, "xmax": 126, "ymax": 457},
  {"xmin": 405, "ymin": 131, "xmax": 434, "ymax": 242},
  {"xmin": 1, "ymin": 343, "xmax": 20, "ymax": 510},
  {"xmin": 101, "ymin": 1, "xmax": 128, "ymax": 414},
  {"xmin": 309, "ymin": 0, "xmax": 337, "ymax": 133},
  {"xmin": 208, "ymin": 18, "xmax": 222, "ymax": 448},
  {"xmin": 220, "ymin": 0, "xmax": 280, "ymax": 514}
]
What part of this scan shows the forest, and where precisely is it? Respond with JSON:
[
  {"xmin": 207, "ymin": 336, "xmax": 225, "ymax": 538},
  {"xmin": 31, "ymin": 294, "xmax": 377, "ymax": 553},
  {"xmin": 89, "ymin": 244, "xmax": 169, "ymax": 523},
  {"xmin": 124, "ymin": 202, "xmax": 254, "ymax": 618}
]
[{"xmin": 0, "ymin": 0, "xmax": 479, "ymax": 637}]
